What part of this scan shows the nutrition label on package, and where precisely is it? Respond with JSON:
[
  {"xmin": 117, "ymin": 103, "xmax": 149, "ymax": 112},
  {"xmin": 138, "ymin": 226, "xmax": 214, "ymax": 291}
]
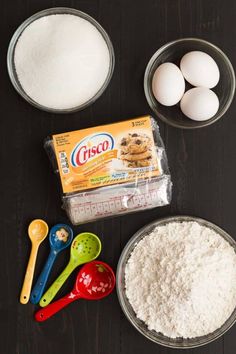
[{"xmin": 59, "ymin": 152, "xmax": 70, "ymax": 174}]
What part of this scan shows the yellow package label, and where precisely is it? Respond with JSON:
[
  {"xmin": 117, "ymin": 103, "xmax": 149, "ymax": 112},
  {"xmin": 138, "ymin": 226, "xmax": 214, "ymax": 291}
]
[{"xmin": 52, "ymin": 116, "xmax": 160, "ymax": 193}]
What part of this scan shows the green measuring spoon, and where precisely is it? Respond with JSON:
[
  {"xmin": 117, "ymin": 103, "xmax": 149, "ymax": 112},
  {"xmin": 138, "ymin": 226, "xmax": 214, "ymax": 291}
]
[{"xmin": 39, "ymin": 232, "xmax": 101, "ymax": 307}]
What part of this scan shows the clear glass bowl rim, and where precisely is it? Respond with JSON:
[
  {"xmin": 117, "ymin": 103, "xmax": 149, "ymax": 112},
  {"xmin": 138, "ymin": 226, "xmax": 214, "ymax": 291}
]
[
  {"xmin": 144, "ymin": 38, "xmax": 236, "ymax": 129},
  {"xmin": 116, "ymin": 215, "xmax": 236, "ymax": 348},
  {"xmin": 7, "ymin": 7, "xmax": 115, "ymax": 114}
]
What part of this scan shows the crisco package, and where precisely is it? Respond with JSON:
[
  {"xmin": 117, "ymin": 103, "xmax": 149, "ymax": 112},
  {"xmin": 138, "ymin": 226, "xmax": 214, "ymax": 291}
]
[{"xmin": 44, "ymin": 115, "xmax": 172, "ymax": 224}]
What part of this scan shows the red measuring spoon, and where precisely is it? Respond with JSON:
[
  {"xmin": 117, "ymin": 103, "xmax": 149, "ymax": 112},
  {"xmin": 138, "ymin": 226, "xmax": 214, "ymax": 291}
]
[{"xmin": 35, "ymin": 261, "xmax": 115, "ymax": 322}]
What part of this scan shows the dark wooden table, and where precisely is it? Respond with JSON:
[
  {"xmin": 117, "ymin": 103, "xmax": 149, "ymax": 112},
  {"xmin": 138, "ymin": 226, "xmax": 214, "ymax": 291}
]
[{"xmin": 1, "ymin": 0, "xmax": 236, "ymax": 353}]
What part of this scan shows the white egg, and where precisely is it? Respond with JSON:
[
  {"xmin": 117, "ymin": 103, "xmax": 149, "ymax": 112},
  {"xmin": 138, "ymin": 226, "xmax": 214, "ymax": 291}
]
[
  {"xmin": 180, "ymin": 51, "xmax": 220, "ymax": 88},
  {"xmin": 180, "ymin": 87, "xmax": 219, "ymax": 121},
  {"xmin": 152, "ymin": 63, "xmax": 185, "ymax": 106}
]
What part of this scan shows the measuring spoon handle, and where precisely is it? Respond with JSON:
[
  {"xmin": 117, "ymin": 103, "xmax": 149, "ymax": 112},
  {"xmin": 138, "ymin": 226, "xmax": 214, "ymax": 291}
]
[
  {"xmin": 30, "ymin": 249, "xmax": 58, "ymax": 304},
  {"xmin": 20, "ymin": 243, "xmax": 39, "ymax": 304},
  {"xmin": 35, "ymin": 291, "xmax": 80, "ymax": 321},
  {"xmin": 39, "ymin": 261, "xmax": 75, "ymax": 307}
]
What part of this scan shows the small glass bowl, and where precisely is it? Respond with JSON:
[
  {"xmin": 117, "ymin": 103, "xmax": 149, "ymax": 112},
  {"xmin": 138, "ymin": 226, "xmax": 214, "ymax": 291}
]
[
  {"xmin": 116, "ymin": 215, "xmax": 236, "ymax": 348},
  {"xmin": 144, "ymin": 38, "xmax": 235, "ymax": 129},
  {"xmin": 7, "ymin": 7, "xmax": 115, "ymax": 114}
]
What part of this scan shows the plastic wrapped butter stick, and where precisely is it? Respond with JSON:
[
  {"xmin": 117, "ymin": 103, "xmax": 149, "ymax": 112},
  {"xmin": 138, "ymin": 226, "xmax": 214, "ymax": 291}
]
[
  {"xmin": 64, "ymin": 176, "xmax": 171, "ymax": 224},
  {"xmin": 44, "ymin": 116, "xmax": 172, "ymax": 225}
]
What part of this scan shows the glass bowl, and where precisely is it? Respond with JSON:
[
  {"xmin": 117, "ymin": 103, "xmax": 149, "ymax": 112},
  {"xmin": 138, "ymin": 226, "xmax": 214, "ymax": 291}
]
[
  {"xmin": 144, "ymin": 38, "xmax": 235, "ymax": 129},
  {"xmin": 116, "ymin": 215, "xmax": 236, "ymax": 348},
  {"xmin": 7, "ymin": 7, "xmax": 115, "ymax": 114}
]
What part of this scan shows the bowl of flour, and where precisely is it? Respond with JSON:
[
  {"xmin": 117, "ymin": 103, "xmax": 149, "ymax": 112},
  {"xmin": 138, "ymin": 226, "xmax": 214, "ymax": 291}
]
[
  {"xmin": 116, "ymin": 216, "xmax": 236, "ymax": 348},
  {"xmin": 7, "ymin": 7, "xmax": 114, "ymax": 113}
]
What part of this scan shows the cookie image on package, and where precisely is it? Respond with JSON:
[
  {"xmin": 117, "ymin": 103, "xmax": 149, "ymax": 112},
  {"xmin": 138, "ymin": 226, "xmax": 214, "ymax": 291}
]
[
  {"xmin": 119, "ymin": 132, "xmax": 154, "ymax": 168},
  {"xmin": 120, "ymin": 133, "xmax": 151, "ymax": 154},
  {"xmin": 123, "ymin": 158, "xmax": 154, "ymax": 168},
  {"xmin": 120, "ymin": 149, "xmax": 152, "ymax": 161}
]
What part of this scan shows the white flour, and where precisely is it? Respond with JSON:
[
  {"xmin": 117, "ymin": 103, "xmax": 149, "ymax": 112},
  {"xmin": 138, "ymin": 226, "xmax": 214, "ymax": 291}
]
[
  {"xmin": 14, "ymin": 14, "xmax": 110, "ymax": 110},
  {"xmin": 125, "ymin": 221, "xmax": 236, "ymax": 338}
]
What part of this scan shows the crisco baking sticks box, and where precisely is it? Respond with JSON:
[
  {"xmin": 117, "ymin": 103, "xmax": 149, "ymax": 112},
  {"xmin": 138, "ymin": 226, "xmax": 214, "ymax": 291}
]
[{"xmin": 52, "ymin": 116, "xmax": 161, "ymax": 193}]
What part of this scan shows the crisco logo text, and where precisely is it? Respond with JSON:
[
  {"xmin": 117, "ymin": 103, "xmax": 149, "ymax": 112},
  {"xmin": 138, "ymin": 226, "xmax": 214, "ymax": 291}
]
[{"xmin": 71, "ymin": 133, "xmax": 114, "ymax": 167}]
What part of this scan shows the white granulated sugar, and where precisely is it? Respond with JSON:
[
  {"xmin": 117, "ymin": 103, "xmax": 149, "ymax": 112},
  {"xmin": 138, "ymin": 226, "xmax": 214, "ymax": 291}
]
[
  {"xmin": 14, "ymin": 14, "xmax": 110, "ymax": 109},
  {"xmin": 125, "ymin": 221, "xmax": 236, "ymax": 338}
]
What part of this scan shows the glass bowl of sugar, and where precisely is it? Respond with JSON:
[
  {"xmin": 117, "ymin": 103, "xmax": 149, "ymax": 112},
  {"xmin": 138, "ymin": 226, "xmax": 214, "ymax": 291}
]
[
  {"xmin": 116, "ymin": 215, "xmax": 236, "ymax": 348},
  {"xmin": 7, "ymin": 7, "xmax": 115, "ymax": 113}
]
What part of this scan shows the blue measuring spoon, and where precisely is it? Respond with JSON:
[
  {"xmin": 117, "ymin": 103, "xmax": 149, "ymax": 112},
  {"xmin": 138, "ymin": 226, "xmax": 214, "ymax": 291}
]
[{"xmin": 30, "ymin": 224, "xmax": 73, "ymax": 304}]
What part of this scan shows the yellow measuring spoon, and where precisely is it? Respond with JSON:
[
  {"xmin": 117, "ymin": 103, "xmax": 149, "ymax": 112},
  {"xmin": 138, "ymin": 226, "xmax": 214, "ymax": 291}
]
[{"xmin": 20, "ymin": 219, "xmax": 48, "ymax": 304}]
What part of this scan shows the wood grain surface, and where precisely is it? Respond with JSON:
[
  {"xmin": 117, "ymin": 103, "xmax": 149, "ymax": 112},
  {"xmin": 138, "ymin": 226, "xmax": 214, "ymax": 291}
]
[{"xmin": 1, "ymin": 0, "xmax": 236, "ymax": 353}]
